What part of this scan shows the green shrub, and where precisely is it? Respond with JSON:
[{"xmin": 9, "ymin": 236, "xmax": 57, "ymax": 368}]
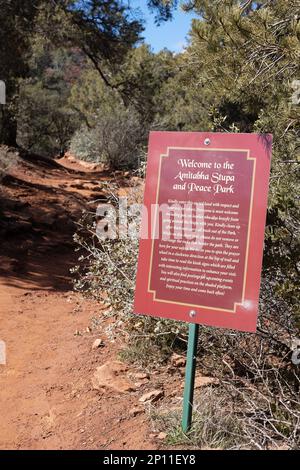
[
  {"xmin": 72, "ymin": 181, "xmax": 300, "ymax": 448},
  {"xmin": 69, "ymin": 106, "xmax": 147, "ymax": 170}
]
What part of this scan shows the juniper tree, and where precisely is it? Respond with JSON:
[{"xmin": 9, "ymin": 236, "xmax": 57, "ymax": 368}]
[{"xmin": 160, "ymin": 0, "xmax": 300, "ymax": 327}]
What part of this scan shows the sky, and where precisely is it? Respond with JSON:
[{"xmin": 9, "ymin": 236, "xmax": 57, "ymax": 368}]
[{"xmin": 131, "ymin": 1, "xmax": 197, "ymax": 53}]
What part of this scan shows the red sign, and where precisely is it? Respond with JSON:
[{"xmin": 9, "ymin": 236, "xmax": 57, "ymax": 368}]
[{"xmin": 134, "ymin": 132, "xmax": 272, "ymax": 332}]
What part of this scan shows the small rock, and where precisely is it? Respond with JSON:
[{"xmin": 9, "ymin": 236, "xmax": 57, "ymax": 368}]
[
  {"xmin": 92, "ymin": 361, "xmax": 136, "ymax": 393},
  {"xmin": 134, "ymin": 381, "xmax": 147, "ymax": 389},
  {"xmin": 171, "ymin": 353, "xmax": 186, "ymax": 368},
  {"xmin": 80, "ymin": 161, "xmax": 98, "ymax": 170},
  {"xmin": 129, "ymin": 406, "xmax": 144, "ymax": 417},
  {"xmin": 194, "ymin": 376, "xmax": 219, "ymax": 388},
  {"xmin": 133, "ymin": 372, "xmax": 150, "ymax": 380},
  {"xmin": 157, "ymin": 432, "xmax": 167, "ymax": 440},
  {"xmin": 92, "ymin": 338, "xmax": 104, "ymax": 350},
  {"xmin": 139, "ymin": 389, "xmax": 164, "ymax": 403}
]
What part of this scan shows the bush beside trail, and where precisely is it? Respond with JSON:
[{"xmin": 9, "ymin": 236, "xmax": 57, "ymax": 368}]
[{"xmin": 73, "ymin": 182, "xmax": 300, "ymax": 450}]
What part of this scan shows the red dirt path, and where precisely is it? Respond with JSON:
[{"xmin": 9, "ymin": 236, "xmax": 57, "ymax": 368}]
[{"xmin": 0, "ymin": 154, "xmax": 183, "ymax": 450}]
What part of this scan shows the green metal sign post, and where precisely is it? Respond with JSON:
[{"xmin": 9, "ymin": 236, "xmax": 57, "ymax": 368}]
[{"xmin": 182, "ymin": 322, "xmax": 199, "ymax": 433}]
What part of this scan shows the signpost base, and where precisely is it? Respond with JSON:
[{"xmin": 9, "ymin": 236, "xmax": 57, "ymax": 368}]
[{"xmin": 182, "ymin": 322, "xmax": 199, "ymax": 433}]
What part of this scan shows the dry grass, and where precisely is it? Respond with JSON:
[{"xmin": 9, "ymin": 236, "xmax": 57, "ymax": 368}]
[{"xmin": 150, "ymin": 383, "xmax": 299, "ymax": 450}]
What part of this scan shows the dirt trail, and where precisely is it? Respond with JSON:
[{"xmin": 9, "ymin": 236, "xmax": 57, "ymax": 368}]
[{"xmin": 0, "ymin": 154, "xmax": 180, "ymax": 450}]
